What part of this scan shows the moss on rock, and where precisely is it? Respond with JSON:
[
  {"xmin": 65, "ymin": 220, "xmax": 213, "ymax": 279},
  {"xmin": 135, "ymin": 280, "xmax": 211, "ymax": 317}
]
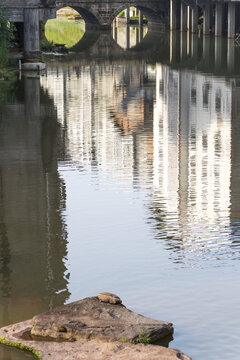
[{"xmin": 0, "ymin": 337, "xmax": 42, "ymax": 359}]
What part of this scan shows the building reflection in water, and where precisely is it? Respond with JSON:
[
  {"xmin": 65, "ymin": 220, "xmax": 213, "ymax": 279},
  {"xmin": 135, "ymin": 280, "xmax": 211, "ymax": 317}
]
[
  {"xmin": 0, "ymin": 76, "xmax": 70, "ymax": 327},
  {"xmin": 153, "ymin": 64, "xmax": 234, "ymax": 264},
  {"xmin": 42, "ymin": 59, "xmax": 240, "ymax": 266}
]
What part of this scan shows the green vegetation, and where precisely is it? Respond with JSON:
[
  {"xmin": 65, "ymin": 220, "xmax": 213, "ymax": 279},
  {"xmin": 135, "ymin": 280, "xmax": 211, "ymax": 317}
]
[
  {"xmin": 0, "ymin": 8, "xmax": 15, "ymax": 78},
  {"xmin": 131, "ymin": 15, "xmax": 147, "ymax": 21},
  {"xmin": 0, "ymin": 337, "xmax": 42, "ymax": 359},
  {"xmin": 118, "ymin": 11, "xmax": 125, "ymax": 18},
  {"xmin": 45, "ymin": 18, "xmax": 85, "ymax": 48},
  {"xmin": 135, "ymin": 326, "xmax": 151, "ymax": 344},
  {"xmin": 130, "ymin": 16, "xmax": 143, "ymax": 23},
  {"xmin": 122, "ymin": 327, "xmax": 151, "ymax": 345}
]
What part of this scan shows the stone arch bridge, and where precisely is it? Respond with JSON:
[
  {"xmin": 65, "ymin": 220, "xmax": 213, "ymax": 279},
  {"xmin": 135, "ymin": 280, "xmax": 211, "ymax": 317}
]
[
  {"xmin": 1, "ymin": 0, "xmax": 240, "ymax": 61},
  {"xmin": 56, "ymin": 0, "xmax": 169, "ymax": 30}
]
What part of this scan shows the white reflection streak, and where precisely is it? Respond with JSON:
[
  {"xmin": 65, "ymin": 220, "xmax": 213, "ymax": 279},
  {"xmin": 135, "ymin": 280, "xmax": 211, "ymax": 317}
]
[
  {"xmin": 153, "ymin": 64, "xmax": 232, "ymax": 258},
  {"xmin": 153, "ymin": 64, "xmax": 179, "ymax": 215},
  {"xmin": 187, "ymin": 75, "xmax": 232, "ymax": 224}
]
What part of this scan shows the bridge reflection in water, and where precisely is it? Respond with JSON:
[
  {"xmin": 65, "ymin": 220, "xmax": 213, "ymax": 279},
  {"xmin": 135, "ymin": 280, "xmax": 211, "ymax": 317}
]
[
  {"xmin": 41, "ymin": 34, "xmax": 240, "ymax": 265},
  {"xmin": 1, "ymin": 31, "xmax": 240, "ymax": 360},
  {"xmin": 112, "ymin": 23, "xmax": 148, "ymax": 49},
  {"xmin": 48, "ymin": 27, "xmax": 240, "ymax": 76}
]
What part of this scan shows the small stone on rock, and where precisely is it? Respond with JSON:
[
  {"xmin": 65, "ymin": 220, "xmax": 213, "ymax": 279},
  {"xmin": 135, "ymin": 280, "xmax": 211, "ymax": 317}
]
[{"xmin": 97, "ymin": 292, "xmax": 122, "ymax": 304}]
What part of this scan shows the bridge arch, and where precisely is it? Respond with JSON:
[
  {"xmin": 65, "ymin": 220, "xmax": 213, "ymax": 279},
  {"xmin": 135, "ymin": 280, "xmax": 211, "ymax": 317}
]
[
  {"xmin": 44, "ymin": 7, "xmax": 86, "ymax": 48},
  {"xmin": 111, "ymin": 4, "xmax": 167, "ymax": 29},
  {"xmin": 56, "ymin": 4, "xmax": 103, "ymax": 29},
  {"xmin": 56, "ymin": 1, "xmax": 167, "ymax": 30}
]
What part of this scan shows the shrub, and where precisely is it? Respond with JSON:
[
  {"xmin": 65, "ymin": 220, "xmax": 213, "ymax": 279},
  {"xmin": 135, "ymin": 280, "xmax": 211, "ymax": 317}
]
[{"xmin": 0, "ymin": 8, "xmax": 15, "ymax": 69}]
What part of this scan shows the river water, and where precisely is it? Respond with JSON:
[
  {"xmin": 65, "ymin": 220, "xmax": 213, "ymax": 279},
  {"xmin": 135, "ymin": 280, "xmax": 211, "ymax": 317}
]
[{"xmin": 0, "ymin": 24, "xmax": 240, "ymax": 360}]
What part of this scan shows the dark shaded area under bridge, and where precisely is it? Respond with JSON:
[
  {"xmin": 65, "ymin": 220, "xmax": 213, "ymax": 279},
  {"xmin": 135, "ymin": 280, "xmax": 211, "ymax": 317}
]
[{"xmin": 43, "ymin": 30, "xmax": 240, "ymax": 77}]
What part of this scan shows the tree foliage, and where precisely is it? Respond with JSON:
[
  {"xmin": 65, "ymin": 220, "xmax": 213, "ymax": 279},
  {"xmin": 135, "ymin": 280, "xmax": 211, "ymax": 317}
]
[{"xmin": 0, "ymin": 8, "xmax": 15, "ymax": 67}]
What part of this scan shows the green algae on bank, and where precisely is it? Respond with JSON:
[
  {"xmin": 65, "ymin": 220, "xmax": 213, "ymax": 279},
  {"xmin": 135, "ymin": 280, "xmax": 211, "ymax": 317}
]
[{"xmin": 0, "ymin": 337, "xmax": 41, "ymax": 359}]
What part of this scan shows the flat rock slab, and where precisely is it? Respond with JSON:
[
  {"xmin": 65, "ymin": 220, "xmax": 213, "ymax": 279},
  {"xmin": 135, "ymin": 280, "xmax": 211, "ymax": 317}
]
[
  {"xmin": 0, "ymin": 320, "xmax": 191, "ymax": 360},
  {"xmin": 31, "ymin": 296, "xmax": 173, "ymax": 343}
]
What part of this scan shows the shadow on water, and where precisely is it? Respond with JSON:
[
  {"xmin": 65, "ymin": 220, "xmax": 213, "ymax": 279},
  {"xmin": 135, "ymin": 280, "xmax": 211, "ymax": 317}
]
[
  {"xmin": 0, "ymin": 75, "xmax": 71, "ymax": 358},
  {"xmin": 0, "ymin": 76, "xmax": 70, "ymax": 328},
  {"xmin": 70, "ymin": 31, "xmax": 101, "ymax": 52},
  {"xmin": 43, "ymin": 26, "xmax": 240, "ymax": 77}
]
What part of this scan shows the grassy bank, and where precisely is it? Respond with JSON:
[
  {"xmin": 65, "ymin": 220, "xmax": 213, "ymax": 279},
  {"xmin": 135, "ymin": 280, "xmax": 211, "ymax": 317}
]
[{"xmin": 45, "ymin": 18, "xmax": 85, "ymax": 48}]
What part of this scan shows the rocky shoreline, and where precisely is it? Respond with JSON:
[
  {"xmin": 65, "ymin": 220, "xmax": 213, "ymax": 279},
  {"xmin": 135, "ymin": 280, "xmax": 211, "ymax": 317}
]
[{"xmin": 0, "ymin": 293, "xmax": 191, "ymax": 360}]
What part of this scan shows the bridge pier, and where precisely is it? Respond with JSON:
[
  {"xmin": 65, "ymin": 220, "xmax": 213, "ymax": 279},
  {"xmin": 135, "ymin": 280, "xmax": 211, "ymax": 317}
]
[
  {"xmin": 191, "ymin": 33, "xmax": 198, "ymax": 58},
  {"xmin": 113, "ymin": 20, "xmax": 118, "ymax": 41},
  {"xmin": 215, "ymin": 36, "xmax": 222, "ymax": 68},
  {"xmin": 170, "ymin": 1, "xmax": 239, "ymax": 39},
  {"xmin": 126, "ymin": 25, "xmax": 130, "ymax": 49},
  {"xmin": 139, "ymin": 25, "xmax": 144, "ymax": 42},
  {"xmin": 180, "ymin": 2, "xmax": 187, "ymax": 32},
  {"xmin": 227, "ymin": 38, "xmax": 235, "ymax": 71},
  {"xmin": 170, "ymin": 30, "xmax": 177, "ymax": 62},
  {"xmin": 1, "ymin": 3, "xmax": 55, "ymax": 62},
  {"xmin": 139, "ymin": 10, "xmax": 143, "ymax": 26},
  {"xmin": 191, "ymin": 6, "xmax": 198, "ymax": 33},
  {"xmin": 215, "ymin": 3, "xmax": 223, "ymax": 37},
  {"xmin": 228, "ymin": 2, "xmax": 236, "ymax": 38},
  {"xmin": 203, "ymin": 3, "xmax": 211, "ymax": 35},
  {"xmin": 170, "ymin": 0, "xmax": 177, "ymax": 31},
  {"xmin": 135, "ymin": 27, "xmax": 139, "ymax": 44},
  {"xmin": 24, "ymin": 8, "xmax": 40, "ymax": 61},
  {"xmin": 126, "ymin": 7, "xmax": 130, "ymax": 24}
]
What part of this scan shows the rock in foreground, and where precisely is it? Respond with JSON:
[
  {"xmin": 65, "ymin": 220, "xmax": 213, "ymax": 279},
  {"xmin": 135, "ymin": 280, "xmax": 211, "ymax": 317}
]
[
  {"xmin": 0, "ymin": 293, "xmax": 192, "ymax": 359},
  {"xmin": 31, "ymin": 294, "xmax": 173, "ymax": 343},
  {"xmin": 0, "ymin": 320, "xmax": 191, "ymax": 360}
]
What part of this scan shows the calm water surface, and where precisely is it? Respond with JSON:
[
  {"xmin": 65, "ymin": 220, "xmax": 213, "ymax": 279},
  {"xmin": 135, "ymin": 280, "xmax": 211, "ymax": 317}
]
[{"xmin": 1, "ymin": 25, "xmax": 240, "ymax": 360}]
